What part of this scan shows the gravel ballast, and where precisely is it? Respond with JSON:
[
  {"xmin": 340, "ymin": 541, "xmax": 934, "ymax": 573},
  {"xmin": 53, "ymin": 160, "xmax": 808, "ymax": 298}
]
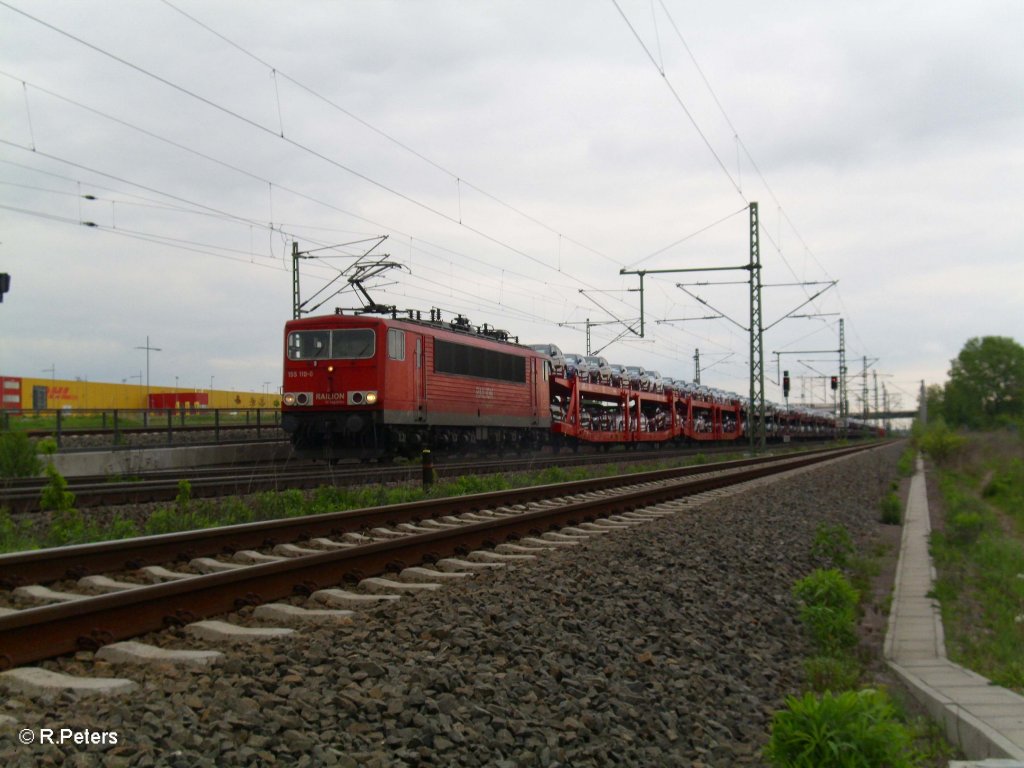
[{"xmin": 0, "ymin": 444, "xmax": 902, "ymax": 767}]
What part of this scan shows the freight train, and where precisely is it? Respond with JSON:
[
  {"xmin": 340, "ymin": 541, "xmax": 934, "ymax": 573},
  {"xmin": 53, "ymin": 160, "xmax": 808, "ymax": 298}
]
[{"xmin": 281, "ymin": 310, "xmax": 856, "ymax": 460}]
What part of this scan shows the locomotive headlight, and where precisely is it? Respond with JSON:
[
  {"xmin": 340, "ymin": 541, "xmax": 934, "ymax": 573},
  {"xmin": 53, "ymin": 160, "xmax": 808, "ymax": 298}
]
[
  {"xmin": 283, "ymin": 393, "xmax": 296, "ymax": 406},
  {"xmin": 347, "ymin": 390, "xmax": 378, "ymax": 406}
]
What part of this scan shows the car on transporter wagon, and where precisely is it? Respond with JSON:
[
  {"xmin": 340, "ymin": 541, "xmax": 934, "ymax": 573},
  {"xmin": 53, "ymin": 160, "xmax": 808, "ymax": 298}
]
[
  {"xmin": 583, "ymin": 355, "xmax": 613, "ymax": 385},
  {"xmin": 526, "ymin": 343, "xmax": 566, "ymax": 377}
]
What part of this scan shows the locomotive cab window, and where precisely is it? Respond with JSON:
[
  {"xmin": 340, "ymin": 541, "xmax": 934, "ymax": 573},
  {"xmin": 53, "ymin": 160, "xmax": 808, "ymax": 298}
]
[
  {"xmin": 332, "ymin": 329, "xmax": 375, "ymax": 359},
  {"xmin": 387, "ymin": 328, "xmax": 406, "ymax": 361},
  {"xmin": 287, "ymin": 329, "xmax": 375, "ymax": 360},
  {"xmin": 287, "ymin": 330, "xmax": 330, "ymax": 360}
]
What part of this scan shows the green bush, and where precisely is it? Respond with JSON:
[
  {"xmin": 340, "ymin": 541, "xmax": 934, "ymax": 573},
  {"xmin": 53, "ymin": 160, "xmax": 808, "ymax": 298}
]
[
  {"xmin": 896, "ymin": 447, "xmax": 916, "ymax": 478},
  {"xmin": 39, "ymin": 463, "xmax": 75, "ymax": 512},
  {"xmin": 880, "ymin": 492, "xmax": 902, "ymax": 525},
  {"xmin": 982, "ymin": 459, "xmax": 1024, "ymax": 518},
  {"xmin": 176, "ymin": 478, "xmax": 193, "ymax": 508},
  {"xmin": 0, "ymin": 509, "xmax": 38, "ymax": 552},
  {"xmin": 35, "ymin": 436, "xmax": 58, "ymax": 455},
  {"xmin": 948, "ymin": 510, "xmax": 985, "ymax": 546},
  {"xmin": 144, "ymin": 506, "xmax": 191, "ymax": 535},
  {"xmin": 847, "ymin": 553, "xmax": 881, "ymax": 601},
  {"xmin": 0, "ymin": 431, "xmax": 42, "ymax": 479},
  {"xmin": 765, "ymin": 688, "xmax": 918, "ymax": 767},
  {"xmin": 917, "ymin": 419, "xmax": 964, "ymax": 464},
  {"xmin": 803, "ymin": 655, "xmax": 861, "ymax": 693},
  {"xmin": 792, "ymin": 569, "xmax": 860, "ymax": 654},
  {"xmin": 45, "ymin": 508, "xmax": 89, "ymax": 547},
  {"xmin": 810, "ymin": 523, "xmax": 854, "ymax": 570},
  {"xmin": 929, "ymin": 441, "xmax": 1024, "ymax": 691},
  {"xmin": 105, "ymin": 516, "xmax": 139, "ymax": 540}
]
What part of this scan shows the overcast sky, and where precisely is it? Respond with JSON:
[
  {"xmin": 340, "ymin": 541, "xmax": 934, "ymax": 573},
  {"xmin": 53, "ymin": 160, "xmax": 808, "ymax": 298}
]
[{"xmin": 1, "ymin": 1, "xmax": 1021, "ymax": 413}]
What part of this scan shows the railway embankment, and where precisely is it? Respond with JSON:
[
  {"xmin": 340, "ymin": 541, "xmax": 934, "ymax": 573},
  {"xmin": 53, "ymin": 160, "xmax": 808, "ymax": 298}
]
[{"xmin": 1, "ymin": 444, "xmax": 906, "ymax": 765}]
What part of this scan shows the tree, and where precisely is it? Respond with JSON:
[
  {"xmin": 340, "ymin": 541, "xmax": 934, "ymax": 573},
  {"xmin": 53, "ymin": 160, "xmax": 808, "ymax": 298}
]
[
  {"xmin": 923, "ymin": 383, "xmax": 944, "ymax": 423},
  {"xmin": 943, "ymin": 336, "xmax": 1024, "ymax": 428}
]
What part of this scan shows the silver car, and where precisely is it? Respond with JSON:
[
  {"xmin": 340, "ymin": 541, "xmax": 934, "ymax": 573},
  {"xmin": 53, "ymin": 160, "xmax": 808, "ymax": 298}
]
[
  {"xmin": 563, "ymin": 353, "xmax": 594, "ymax": 381},
  {"xmin": 625, "ymin": 365, "xmax": 651, "ymax": 391},
  {"xmin": 527, "ymin": 343, "xmax": 566, "ymax": 377},
  {"xmin": 584, "ymin": 355, "xmax": 612, "ymax": 385},
  {"xmin": 608, "ymin": 363, "xmax": 628, "ymax": 387}
]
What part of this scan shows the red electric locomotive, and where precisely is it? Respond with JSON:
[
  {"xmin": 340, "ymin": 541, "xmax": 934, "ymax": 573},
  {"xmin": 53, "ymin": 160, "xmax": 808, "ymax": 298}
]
[
  {"xmin": 282, "ymin": 310, "xmax": 857, "ymax": 460},
  {"xmin": 282, "ymin": 312, "xmax": 551, "ymax": 459}
]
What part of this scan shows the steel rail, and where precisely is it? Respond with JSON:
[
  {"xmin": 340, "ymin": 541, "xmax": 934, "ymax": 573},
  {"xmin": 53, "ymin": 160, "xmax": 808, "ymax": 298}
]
[
  {"xmin": 0, "ymin": 444, "xmax": 873, "ymax": 668},
  {"xmin": 2, "ymin": 438, "xmax": 847, "ymax": 518},
  {"xmin": 0, "ymin": 445, "xmax": 867, "ymax": 588},
  {"xmin": 0, "ymin": 442, "xmax": 760, "ymax": 513}
]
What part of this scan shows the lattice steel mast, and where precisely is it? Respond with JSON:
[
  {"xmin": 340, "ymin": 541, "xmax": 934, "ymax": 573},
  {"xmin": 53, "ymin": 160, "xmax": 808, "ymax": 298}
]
[{"xmin": 748, "ymin": 202, "xmax": 765, "ymax": 450}]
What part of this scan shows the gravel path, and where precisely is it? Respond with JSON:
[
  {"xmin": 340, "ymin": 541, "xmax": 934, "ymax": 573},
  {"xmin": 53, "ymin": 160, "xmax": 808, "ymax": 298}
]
[{"xmin": 1, "ymin": 444, "xmax": 901, "ymax": 767}]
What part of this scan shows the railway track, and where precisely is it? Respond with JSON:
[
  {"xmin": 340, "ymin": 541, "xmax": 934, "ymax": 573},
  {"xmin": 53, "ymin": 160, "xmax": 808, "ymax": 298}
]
[
  {"xmin": 0, "ymin": 443, "xmax": 872, "ymax": 669},
  {"xmin": 0, "ymin": 443, "xmax": 758, "ymax": 514}
]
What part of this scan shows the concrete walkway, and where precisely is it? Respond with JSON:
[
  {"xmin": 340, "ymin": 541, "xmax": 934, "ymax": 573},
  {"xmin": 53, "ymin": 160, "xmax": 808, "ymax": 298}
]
[{"xmin": 885, "ymin": 456, "xmax": 1024, "ymax": 763}]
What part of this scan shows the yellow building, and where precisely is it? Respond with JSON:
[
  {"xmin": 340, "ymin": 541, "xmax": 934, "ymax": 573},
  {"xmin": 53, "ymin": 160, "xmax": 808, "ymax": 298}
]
[{"xmin": 0, "ymin": 375, "xmax": 278, "ymax": 411}]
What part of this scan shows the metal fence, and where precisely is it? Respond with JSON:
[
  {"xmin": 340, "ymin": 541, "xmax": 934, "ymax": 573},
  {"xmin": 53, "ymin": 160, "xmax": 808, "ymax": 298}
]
[{"xmin": 1, "ymin": 408, "xmax": 284, "ymax": 449}]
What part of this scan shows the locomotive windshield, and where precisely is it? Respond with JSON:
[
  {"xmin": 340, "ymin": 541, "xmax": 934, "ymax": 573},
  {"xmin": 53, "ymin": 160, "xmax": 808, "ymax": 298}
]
[{"xmin": 287, "ymin": 329, "xmax": 375, "ymax": 360}]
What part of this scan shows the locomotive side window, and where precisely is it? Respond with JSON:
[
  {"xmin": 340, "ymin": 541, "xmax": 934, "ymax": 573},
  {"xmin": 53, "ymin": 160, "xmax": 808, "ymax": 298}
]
[
  {"xmin": 330, "ymin": 329, "xmax": 375, "ymax": 359},
  {"xmin": 387, "ymin": 329, "xmax": 406, "ymax": 360},
  {"xmin": 434, "ymin": 339, "xmax": 526, "ymax": 383},
  {"xmin": 287, "ymin": 331, "xmax": 330, "ymax": 360}
]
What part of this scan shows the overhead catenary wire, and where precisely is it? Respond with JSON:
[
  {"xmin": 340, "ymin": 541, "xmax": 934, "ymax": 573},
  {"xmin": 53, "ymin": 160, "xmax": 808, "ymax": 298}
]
[
  {"xmin": 655, "ymin": 0, "xmax": 835, "ymax": 283},
  {"xmin": 0, "ymin": 3, "xmax": 644, "ymax": 321},
  {"xmin": 611, "ymin": 0, "xmax": 864, "ymax": 348},
  {"xmin": 671, "ymin": 3, "xmax": 880, "ymax": 366},
  {"xmin": 624, "ymin": 205, "xmax": 748, "ymax": 269},
  {"xmin": 0, "ymin": 3, "xmax": 548, "ymax": 275},
  {"xmin": 2, "ymin": 134, "xmax": 601, "ymax": 319},
  {"xmin": 0, "ymin": 5, "xmax": 663, "ymax": 329},
  {"xmin": 610, "ymin": 0, "xmax": 743, "ymax": 198},
  {"xmin": 0, "ymin": 83, "xmax": 596, "ymax": 299},
  {"xmin": 0, "ymin": 143, "xmax": 624, "ymax": 343},
  {"xmin": 156, "ymin": 0, "xmax": 623, "ymax": 270},
  {"xmin": 0, "ymin": 2, "xmax": 849, "ymax": 391}
]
